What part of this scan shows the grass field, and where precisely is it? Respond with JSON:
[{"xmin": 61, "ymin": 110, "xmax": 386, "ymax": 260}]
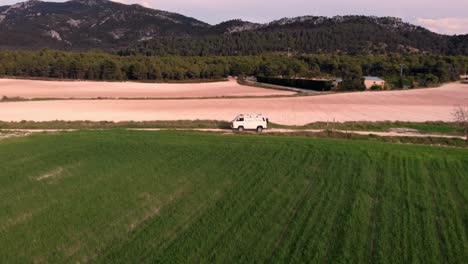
[
  {"xmin": 263, "ymin": 130, "xmax": 467, "ymax": 147},
  {"xmin": 0, "ymin": 131, "xmax": 467, "ymax": 263},
  {"xmin": 269, "ymin": 121, "xmax": 465, "ymax": 135}
]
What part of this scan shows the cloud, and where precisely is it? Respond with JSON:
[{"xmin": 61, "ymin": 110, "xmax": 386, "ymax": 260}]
[{"xmin": 417, "ymin": 17, "xmax": 468, "ymax": 35}]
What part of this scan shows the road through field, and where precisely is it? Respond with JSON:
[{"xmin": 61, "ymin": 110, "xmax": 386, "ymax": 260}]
[
  {"xmin": 0, "ymin": 82, "xmax": 466, "ymax": 125},
  {"xmin": 2, "ymin": 128, "xmax": 465, "ymax": 140}
]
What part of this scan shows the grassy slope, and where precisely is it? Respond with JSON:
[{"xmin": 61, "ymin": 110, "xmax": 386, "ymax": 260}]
[
  {"xmin": 269, "ymin": 121, "xmax": 464, "ymax": 135},
  {"xmin": 0, "ymin": 131, "xmax": 467, "ymax": 263}
]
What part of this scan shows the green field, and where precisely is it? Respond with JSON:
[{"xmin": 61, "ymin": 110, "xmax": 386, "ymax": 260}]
[{"xmin": 1, "ymin": 131, "xmax": 467, "ymax": 263}]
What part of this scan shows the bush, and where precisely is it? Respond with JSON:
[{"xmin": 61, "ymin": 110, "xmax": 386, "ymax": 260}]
[
  {"xmin": 370, "ymin": 84, "xmax": 383, "ymax": 90},
  {"xmin": 256, "ymin": 76, "xmax": 333, "ymax": 91},
  {"xmin": 336, "ymin": 79, "xmax": 366, "ymax": 91}
]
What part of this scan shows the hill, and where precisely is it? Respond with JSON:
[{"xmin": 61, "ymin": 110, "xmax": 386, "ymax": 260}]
[
  {"xmin": 0, "ymin": 130, "xmax": 467, "ymax": 262},
  {"xmin": 130, "ymin": 16, "xmax": 468, "ymax": 56},
  {"xmin": 0, "ymin": 0, "xmax": 208, "ymax": 49},
  {"xmin": 0, "ymin": 0, "xmax": 467, "ymax": 55}
]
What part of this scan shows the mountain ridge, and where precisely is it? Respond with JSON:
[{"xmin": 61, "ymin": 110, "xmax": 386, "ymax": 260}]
[
  {"xmin": 0, "ymin": 0, "xmax": 209, "ymax": 49},
  {"xmin": 0, "ymin": 0, "xmax": 466, "ymax": 55}
]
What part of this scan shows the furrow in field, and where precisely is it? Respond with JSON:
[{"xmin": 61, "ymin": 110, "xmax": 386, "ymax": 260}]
[
  {"xmin": 227, "ymin": 149, "xmax": 325, "ymax": 262},
  {"xmin": 97, "ymin": 140, "xmax": 276, "ymax": 262},
  {"xmin": 161, "ymin": 147, "xmax": 299, "ymax": 263},
  {"xmin": 446, "ymin": 160, "xmax": 468, "ymax": 248},
  {"xmin": 323, "ymin": 152, "xmax": 376, "ymax": 263},
  {"xmin": 270, "ymin": 152, "xmax": 355, "ymax": 262},
  {"xmin": 266, "ymin": 152, "xmax": 326, "ymax": 260},
  {"xmin": 427, "ymin": 158, "xmax": 468, "ymax": 263},
  {"xmin": 428, "ymin": 159, "xmax": 453, "ymax": 263},
  {"xmin": 366, "ymin": 155, "xmax": 387, "ymax": 264},
  {"xmin": 288, "ymin": 155, "xmax": 345, "ymax": 262}
]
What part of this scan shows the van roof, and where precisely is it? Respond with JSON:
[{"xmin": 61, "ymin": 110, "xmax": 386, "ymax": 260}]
[{"xmin": 239, "ymin": 114, "xmax": 266, "ymax": 117}]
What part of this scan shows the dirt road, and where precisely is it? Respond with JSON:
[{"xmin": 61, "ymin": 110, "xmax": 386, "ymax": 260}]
[
  {"xmin": 0, "ymin": 82, "xmax": 466, "ymax": 125},
  {"xmin": 1, "ymin": 128, "xmax": 465, "ymax": 140}
]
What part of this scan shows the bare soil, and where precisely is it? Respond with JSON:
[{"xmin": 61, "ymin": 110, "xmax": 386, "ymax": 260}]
[
  {"xmin": 0, "ymin": 78, "xmax": 294, "ymax": 99},
  {"xmin": 0, "ymin": 82, "xmax": 466, "ymax": 125}
]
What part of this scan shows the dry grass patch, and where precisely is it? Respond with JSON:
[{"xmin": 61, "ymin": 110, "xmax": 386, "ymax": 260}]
[
  {"xmin": 35, "ymin": 163, "xmax": 81, "ymax": 182},
  {"xmin": 129, "ymin": 206, "xmax": 161, "ymax": 232},
  {"xmin": 36, "ymin": 167, "xmax": 65, "ymax": 181},
  {"xmin": 2, "ymin": 208, "xmax": 44, "ymax": 232}
]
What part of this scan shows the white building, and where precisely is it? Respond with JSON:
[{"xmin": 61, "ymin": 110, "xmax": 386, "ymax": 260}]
[
  {"xmin": 334, "ymin": 76, "xmax": 386, "ymax": 89},
  {"xmin": 364, "ymin": 76, "xmax": 386, "ymax": 89}
]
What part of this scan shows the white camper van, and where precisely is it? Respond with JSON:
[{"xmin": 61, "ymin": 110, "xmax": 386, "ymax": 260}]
[{"xmin": 231, "ymin": 114, "xmax": 269, "ymax": 132}]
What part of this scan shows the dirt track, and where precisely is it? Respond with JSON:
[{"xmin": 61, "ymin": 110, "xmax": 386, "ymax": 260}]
[
  {"xmin": 1, "ymin": 128, "xmax": 464, "ymax": 140},
  {"xmin": 0, "ymin": 78, "xmax": 294, "ymax": 98},
  {"xmin": 0, "ymin": 82, "xmax": 466, "ymax": 125}
]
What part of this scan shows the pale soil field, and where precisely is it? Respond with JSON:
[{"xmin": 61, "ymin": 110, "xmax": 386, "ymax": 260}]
[
  {"xmin": 0, "ymin": 78, "xmax": 294, "ymax": 98},
  {"xmin": 0, "ymin": 82, "xmax": 466, "ymax": 125}
]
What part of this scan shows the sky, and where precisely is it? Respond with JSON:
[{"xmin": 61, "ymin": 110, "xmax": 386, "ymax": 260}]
[{"xmin": 1, "ymin": 0, "xmax": 467, "ymax": 35}]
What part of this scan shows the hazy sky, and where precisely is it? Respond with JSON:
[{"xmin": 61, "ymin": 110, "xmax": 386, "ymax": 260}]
[{"xmin": 1, "ymin": 0, "xmax": 467, "ymax": 34}]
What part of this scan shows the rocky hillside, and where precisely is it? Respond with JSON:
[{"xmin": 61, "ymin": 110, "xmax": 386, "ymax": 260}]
[
  {"xmin": 0, "ymin": 0, "xmax": 467, "ymax": 55},
  {"xmin": 129, "ymin": 16, "xmax": 467, "ymax": 56},
  {"xmin": 0, "ymin": 0, "xmax": 208, "ymax": 49}
]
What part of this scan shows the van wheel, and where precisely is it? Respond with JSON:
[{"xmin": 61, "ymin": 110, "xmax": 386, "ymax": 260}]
[
  {"xmin": 256, "ymin": 126, "xmax": 263, "ymax": 133},
  {"xmin": 238, "ymin": 126, "xmax": 244, "ymax": 132}
]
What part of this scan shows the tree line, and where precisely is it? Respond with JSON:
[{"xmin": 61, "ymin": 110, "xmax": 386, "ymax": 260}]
[
  {"xmin": 120, "ymin": 21, "xmax": 468, "ymax": 57},
  {"xmin": 0, "ymin": 50, "xmax": 466, "ymax": 89}
]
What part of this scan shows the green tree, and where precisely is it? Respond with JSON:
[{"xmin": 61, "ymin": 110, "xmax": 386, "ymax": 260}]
[{"xmin": 100, "ymin": 59, "xmax": 121, "ymax": 80}]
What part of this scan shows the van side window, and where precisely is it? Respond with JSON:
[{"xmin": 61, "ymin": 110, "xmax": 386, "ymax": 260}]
[{"xmin": 238, "ymin": 118, "xmax": 244, "ymax": 121}]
